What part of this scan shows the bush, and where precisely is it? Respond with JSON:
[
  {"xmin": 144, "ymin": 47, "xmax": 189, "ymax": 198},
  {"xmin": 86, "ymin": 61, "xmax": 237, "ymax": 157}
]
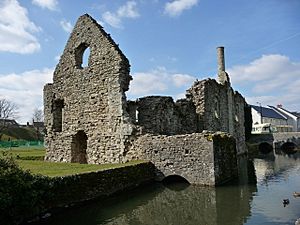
[{"xmin": 0, "ymin": 156, "xmax": 51, "ymax": 225}]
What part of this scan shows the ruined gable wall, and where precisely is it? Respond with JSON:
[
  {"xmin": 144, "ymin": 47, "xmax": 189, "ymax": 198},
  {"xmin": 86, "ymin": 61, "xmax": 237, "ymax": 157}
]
[{"xmin": 44, "ymin": 15, "xmax": 135, "ymax": 163}]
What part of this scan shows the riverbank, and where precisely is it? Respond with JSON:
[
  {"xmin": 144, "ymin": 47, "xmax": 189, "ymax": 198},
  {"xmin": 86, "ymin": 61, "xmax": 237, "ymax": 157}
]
[
  {"xmin": 28, "ymin": 153, "xmax": 300, "ymax": 225},
  {"xmin": 0, "ymin": 152, "xmax": 156, "ymax": 225}
]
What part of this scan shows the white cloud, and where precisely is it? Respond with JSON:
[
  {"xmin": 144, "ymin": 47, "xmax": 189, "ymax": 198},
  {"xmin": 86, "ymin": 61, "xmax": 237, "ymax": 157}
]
[
  {"xmin": 102, "ymin": 1, "xmax": 139, "ymax": 28},
  {"xmin": 228, "ymin": 54, "xmax": 300, "ymax": 111},
  {"xmin": 165, "ymin": 0, "xmax": 198, "ymax": 17},
  {"xmin": 60, "ymin": 20, "xmax": 73, "ymax": 33},
  {"xmin": 32, "ymin": 0, "xmax": 58, "ymax": 11},
  {"xmin": 127, "ymin": 67, "xmax": 196, "ymax": 99},
  {"xmin": 0, "ymin": 68, "xmax": 53, "ymax": 124},
  {"xmin": 172, "ymin": 74, "xmax": 195, "ymax": 87},
  {"xmin": 102, "ymin": 12, "xmax": 122, "ymax": 28},
  {"xmin": 117, "ymin": 1, "xmax": 140, "ymax": 18},
  {"xmin": 0, "ymin": 0, "xmax": 41, "ymax": 54}
]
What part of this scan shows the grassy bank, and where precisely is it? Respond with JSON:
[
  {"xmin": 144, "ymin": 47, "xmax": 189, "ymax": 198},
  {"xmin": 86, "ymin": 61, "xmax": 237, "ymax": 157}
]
[
  {"xmin": 0, "ymin": 147, "xmax": 145, "ymax": 177},
  {"xmin": 0, "ymin": 147, "xmax": 151, "ymax": 225},
  {"xmin": 17, "ymin": 160, "xmax": 145, "ymax": 177},
  {"xmin": 0, "ymin": 147, "xmax": 45, "ymax": 160}
]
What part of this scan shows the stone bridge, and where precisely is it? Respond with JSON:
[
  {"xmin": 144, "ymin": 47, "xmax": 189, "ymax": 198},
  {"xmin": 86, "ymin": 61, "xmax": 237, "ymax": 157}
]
[{"xmin": 248, "ymin": 132, "xmax": 300, "ymax": 154}]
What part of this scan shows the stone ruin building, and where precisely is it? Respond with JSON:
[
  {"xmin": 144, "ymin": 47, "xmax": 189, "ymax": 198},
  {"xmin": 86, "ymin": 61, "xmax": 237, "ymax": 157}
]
[{"xmin": 44, "ymin": 14, "xmax": 247, "ymax": 185}]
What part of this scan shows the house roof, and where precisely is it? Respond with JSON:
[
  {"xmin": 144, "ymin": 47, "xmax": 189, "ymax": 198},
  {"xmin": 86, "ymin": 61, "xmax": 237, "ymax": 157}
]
[
  {"xmin": 251, "ymin": 105, "xmax": 287, "ymax": 120},
  {"xmin": 291, "ymin": 112, "xmax": 300, "ymax": 117},
  {"xmin": 0, "ymin": 119, "xmax": 19, "ymax": 127},
  {"xmin": 269, "ymin": 105, "xmax": 300, "ymax": 118}
]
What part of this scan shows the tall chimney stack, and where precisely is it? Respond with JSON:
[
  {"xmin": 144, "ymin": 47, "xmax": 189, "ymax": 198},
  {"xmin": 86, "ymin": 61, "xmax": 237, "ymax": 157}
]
[
  {"xmin": 217, "ymin": 46, "xmax": 225, "ymax": 73},
  {"xmin": 216, "ymin": 46, "xmax": 230, "ymax": 85}
]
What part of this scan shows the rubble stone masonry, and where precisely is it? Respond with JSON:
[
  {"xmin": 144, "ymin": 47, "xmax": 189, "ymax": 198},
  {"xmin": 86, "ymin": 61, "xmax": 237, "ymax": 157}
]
[{"xmin": 44, "ymin": 14, "xmax": 246, "ymax": 185}]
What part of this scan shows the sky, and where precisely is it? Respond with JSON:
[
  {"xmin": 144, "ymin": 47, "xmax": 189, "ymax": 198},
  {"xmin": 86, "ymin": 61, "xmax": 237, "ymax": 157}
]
[{"xmin": 0, "ymin": 0, "xmax": 300, "ymax": 124}]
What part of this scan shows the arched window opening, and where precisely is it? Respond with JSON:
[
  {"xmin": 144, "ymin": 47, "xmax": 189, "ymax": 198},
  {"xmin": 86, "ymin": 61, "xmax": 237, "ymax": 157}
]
[
  {"xmin": 235, "ymin": 103, "xmax": 239, "ymax": 122},
  {"xmin": 71, "ymin": 130, "xmax": 88, "ymax": 163},
  {"xmin": 214, "ymin": 96, "xmax": 220, "ymax": 119},
  {"xmin": 135, "ymin": 109, "xmax": 139, "ymax": 123},
  {"xmin": 75, "ymin": 43, "xmax": 90, "ymax": 69},
  {"xmin": 82, "ymin": 47, "xmax": 90, "ymax": 67}
]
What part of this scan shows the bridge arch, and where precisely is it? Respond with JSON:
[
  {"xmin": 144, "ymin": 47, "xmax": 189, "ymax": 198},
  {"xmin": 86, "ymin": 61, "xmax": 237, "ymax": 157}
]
[
  {"xmin": 281, "ymin": 142, "xmax": 297, "ymax": 154},
  {"xmin": 258, "ymin": 142, "xmax": 273, "ymax": 154},
  {"xmin": 162, "ymin": 175, "xmax": 190, "ymax": 184}
]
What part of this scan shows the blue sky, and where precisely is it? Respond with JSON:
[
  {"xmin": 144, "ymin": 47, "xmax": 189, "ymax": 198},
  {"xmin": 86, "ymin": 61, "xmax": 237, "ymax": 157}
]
[{"xmin": 0, "ymin": 0, "xmax": 300, "ymax": 123}]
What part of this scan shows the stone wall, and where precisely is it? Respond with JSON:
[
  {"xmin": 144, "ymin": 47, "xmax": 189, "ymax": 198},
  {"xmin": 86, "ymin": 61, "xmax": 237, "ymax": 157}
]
[
  {"xmin": 44, "ymin": 14, "xmax": 247, "ymax": 186},
  {"xmin": 125, "ymin": 132, "xmax": 238, "ymax": 186},
  {"xmin": 186, "ymin": 79, "xmax": 247, "ymax": 154},
  {"xmin": 127, "ymin": 96, "xmax": 198, "ymax": 135},
  {"xmin": 44, "ymin": 14, "xmax": 135, "ymax": 164},
  {"xmin": 48, "ymin": 162, "xmax": 155, "ymax": 207}
]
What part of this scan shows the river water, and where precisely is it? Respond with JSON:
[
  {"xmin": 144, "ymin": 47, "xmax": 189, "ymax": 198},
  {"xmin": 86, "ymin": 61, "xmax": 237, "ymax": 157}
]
[{"xmin": 36, "ymin": 152, "xmax": 300, "ymax": 225}]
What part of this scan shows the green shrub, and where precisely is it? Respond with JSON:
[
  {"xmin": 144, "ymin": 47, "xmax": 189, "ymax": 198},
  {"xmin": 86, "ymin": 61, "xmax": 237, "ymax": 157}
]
[{"xmin": 0, "ymin": 156, "xmax": 51, "ymax": 225}]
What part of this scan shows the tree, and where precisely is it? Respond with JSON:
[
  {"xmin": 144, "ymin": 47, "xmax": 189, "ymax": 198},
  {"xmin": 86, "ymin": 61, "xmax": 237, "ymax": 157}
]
[
  {"xmin": 0, "ymin": 98, "xmax": 18, "ymax": 139},
  {"xmin": 32, "ymin": 108, "xmax": 43, "ymax": 123},
  {"xmin": 32, "ymin": 108, "xmax": 44, "ymax": 141}
]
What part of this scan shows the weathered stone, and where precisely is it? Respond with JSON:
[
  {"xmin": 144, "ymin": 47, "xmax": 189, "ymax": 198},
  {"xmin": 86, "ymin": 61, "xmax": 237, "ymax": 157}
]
[
  {"xmin": 124, "ymin": 132, "xmax": 237, "ymax": 185},
  {"xmin": 44, "ymin": 14, "xmax": 135, "ymax": 164},
  {"xmin": 44, "ymin": 14, "xmax": 247, "ymax": 185}
]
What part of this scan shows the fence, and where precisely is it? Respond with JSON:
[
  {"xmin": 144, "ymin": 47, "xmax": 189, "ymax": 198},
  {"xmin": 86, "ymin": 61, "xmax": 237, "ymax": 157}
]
[{"xmin": 0, "ymin": 140, "xmax": 44, "ymax": 148}]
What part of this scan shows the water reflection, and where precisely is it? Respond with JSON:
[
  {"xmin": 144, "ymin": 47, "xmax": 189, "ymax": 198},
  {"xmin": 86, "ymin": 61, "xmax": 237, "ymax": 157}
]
[
  {"xmin": 254, "ymin": 152, "xmax": 300, "ymax": 185},
  {"xmin": 36, "ymin": 182, "xmax": 257, "ymax": 225},
  {"xmin": 35, "ymin": 160, "xmax": 257, "ymax": 225},
  {"xmin": 247, "ymin": 152, "xmax": 300, "ymax": 225},
  {"xmin": 34, "ymin": 153, "xmax": 300, "ymax": 225}
]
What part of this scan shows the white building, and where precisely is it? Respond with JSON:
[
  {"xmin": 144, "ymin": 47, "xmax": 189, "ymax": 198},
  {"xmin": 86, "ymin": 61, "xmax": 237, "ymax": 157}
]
[
  {"xmin": 251, "ymin": 105, "xmax": 293, "ymax": 133},
  {"xmin": 269, "ymin": 105, "xmax": 300, "ymax": 132}
]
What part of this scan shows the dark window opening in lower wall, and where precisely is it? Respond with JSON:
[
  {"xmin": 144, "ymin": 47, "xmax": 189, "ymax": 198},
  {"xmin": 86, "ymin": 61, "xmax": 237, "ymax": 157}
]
[
  {"xmin": 71, "ymin": 130, "xmax": 88, "ymax": 164},
  {"xmin": 52, "ymin": 99, "xmax": 64, "ymax": 132}
]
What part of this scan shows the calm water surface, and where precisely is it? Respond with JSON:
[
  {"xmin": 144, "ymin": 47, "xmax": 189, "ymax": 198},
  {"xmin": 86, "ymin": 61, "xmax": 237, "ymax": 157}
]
[{"xmin": 37, "ymin": 153, "xmax": 300, "ymax": 225}]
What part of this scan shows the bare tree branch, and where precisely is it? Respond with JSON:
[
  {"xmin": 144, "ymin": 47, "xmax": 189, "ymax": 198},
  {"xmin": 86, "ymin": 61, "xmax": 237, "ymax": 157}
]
[
  {"xmin": 0, "ymin": 98, "xmax": 19, "ymax": 138},
  {"xmin": 32, "ymin": 108, "xmax": 44, "ymax": 123}
]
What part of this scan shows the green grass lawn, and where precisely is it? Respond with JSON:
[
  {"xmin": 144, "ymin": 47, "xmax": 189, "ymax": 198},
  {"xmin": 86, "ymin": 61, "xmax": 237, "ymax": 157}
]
[
  {"xmin": 17, "ymin": 160, "xmax": 145, "ymax": 177},
  {"xmin": 1, "ymin": 146, "xmax": 145, "ymax": 177},
  {"xmin": 0, "ymin": 147, "xmax": 45, "ymax": 160}
]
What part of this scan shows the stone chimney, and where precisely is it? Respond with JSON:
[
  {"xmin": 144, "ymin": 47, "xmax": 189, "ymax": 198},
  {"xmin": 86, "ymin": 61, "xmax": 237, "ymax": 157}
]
[
  {"xmin": 217, "ymin": 46, "xmax": 225, "ymax": 73},
  {"xmin": 217, "ymin": 46, "xmax": 230, "ymax": 85}
]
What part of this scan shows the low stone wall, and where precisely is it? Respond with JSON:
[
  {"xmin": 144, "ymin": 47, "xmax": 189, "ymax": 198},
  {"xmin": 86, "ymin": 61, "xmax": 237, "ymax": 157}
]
[
  {"xmin": 126, "ymin": 132, "xmax": 238, "ymax": 186},
  {"xmin": 47, "ymin": 162, "xmax": 155, "ymax": 208}
]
